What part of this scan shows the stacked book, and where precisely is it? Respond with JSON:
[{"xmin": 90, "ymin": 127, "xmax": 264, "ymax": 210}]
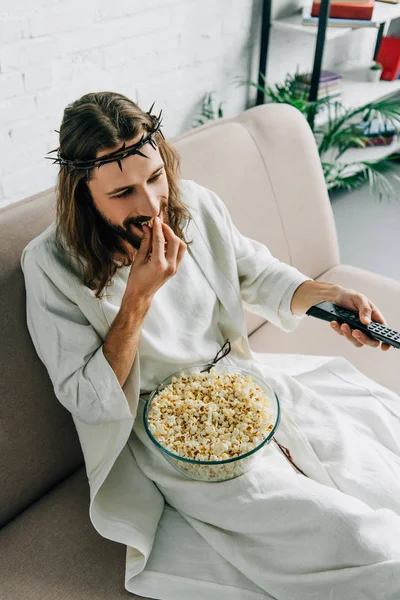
[
  {"xmin": 350, "ymin": 116, "xmax": 397, "ymax": 147},
  {"xmin": 293, "ymin": 70, "xmax": 342, "ymax": 102},
  {"xmin": 304, "ymin": 0, "xmax": 379, "ymax": 27},
  {"xmin": 311, "ymin": 0, "xmax": 375, "ymax": 19}
]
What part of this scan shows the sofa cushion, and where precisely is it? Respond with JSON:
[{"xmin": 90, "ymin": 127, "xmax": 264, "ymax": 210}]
[
  {"xmin": 0, "ymin": 466, "xmax": 151, "ymax": 600},
  {"xmin": 249, "ymin": 264, "xmax": 400, "ymax": 395},
  {"xmin": 0, "ymin": 191, "xmax": 84, "ymax": 526}
]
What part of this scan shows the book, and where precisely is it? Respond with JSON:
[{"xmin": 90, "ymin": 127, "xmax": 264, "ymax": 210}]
[
  {"xmin": 355, "ymin": 117, "xmax": 397, "ymax": 136},
  {"xmin": 302, "ymin": 14, "xmax": 379, "ymax": 27},
  {"xmin": 348, "ymin": 117, "xmax": 397, "ymax": 147},
  {"xmin": 376, "ymin": 0, "xmax": 399, "ymax": 4},
  {"xmin": 297, "ymin": 77, "xmax": 342, "ymax": 88},
  {"xmin": 299, "ymin": 70, "xmax": 342, "ymax": 84},
  {"xmin": 294, "ymin": 88, "xmax": 342, "ymax": 100},
  {"xmin": 294, "ymin": 82, "xmax": 342, "ymax": 95},
  {"xmin": 294, "ymin": 79, "xmax": 342, "ymax": 91},
  {"xmin": 360, "ymin": 136, "xmax": 394, "ymax": 146},
  {"xmin": 311, "ymin": 1, "xmax": 374, "ymax": 20},
  {"xmin": 294, "ymin": 87, "xmax": 342, "ymax": 101}
]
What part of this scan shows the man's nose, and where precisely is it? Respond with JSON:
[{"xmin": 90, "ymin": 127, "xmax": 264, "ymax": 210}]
[{"xmin": 136, "ymin": 188, "xmax": 160, "ymax": 217}]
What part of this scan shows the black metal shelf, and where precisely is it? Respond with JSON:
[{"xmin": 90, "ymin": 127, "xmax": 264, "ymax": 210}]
[{"xmin": 255, "ymin": 0, "xmax": 388, "ymax": 129}]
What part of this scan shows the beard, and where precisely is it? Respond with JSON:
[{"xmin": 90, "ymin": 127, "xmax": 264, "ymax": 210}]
[{"xmin": 97, "ymin": 198, "xmax": 169, "ymax": 251}]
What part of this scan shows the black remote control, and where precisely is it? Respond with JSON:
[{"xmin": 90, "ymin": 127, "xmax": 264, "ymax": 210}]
[{"xmin": 306, "ymin": 301, "xmax": 400, "ymax": 349}]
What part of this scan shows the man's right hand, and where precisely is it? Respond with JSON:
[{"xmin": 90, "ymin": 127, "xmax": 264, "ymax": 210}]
[{"xmin": 124, "ymin": 215, "xmax": 187, "ymax": 302}]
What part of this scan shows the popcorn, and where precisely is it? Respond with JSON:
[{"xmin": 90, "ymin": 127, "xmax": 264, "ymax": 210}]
[
  {"xmin": 141, "ymin": 217, "xmax": 155, "ymax": 228},
  {"xmin": 146, "ymin": 367, "xmax": 275, "ymax": 481}
]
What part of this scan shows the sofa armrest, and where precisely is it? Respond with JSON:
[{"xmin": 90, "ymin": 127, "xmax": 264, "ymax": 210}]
[{"xmin": 249, "ymin": 264, "xmax": 400, "ymax": 395}]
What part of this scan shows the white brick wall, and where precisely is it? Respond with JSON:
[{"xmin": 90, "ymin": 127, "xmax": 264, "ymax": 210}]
[{"xmin": 0, "ymin": 0, "xmax": 376, "ymax": 207}]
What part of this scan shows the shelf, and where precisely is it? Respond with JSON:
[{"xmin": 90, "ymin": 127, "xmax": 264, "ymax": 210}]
[
  {"xmin": 338, "ymin": 136, "xmax": 400, "ymax": 163},
  {"xmin": 341, "ymin": 65, "xmax": 400, "ymax": 106},
  {"xmin": 262, "ymin": 0, "xmax": 400, "ymax": 170},
  {"xmin": 272, "ymin": 9, "xmax": 351, "ymax": 39},
  {"xmin": 272, "ymin": 2, "xmax": 400, "ymax": 37},
  {"xmin": 309, "ymin": 65, "xmax": 400, "ymax": 166},
  {"xmin": 312, "ymin": 64, "xmax": 400, "ymax": 127}
]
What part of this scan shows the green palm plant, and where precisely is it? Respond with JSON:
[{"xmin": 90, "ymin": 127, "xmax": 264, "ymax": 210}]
[
  {"xmin": 192, "ymin": 91, "xmax": 225, "ymax": 128},
  {"xmin": 234, "ymin": 71, "xmax": 400, "ymax": 201}
]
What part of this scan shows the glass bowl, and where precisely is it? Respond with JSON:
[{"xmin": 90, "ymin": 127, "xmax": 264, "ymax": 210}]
[{"xmin": 143, "ymin": 362, "xmax": 281, "ymax": 482}]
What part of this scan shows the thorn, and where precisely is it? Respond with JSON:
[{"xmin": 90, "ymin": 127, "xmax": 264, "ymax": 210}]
[
  {"xmin": 117, "ymin": 159, "xmax": 123, "ymax": 171},
  {"xmin": 147, "ymin": 101, "xmax": 155, "ymax": 115},
  {"xmin": 135, "ymin": 149, "xmax": 149, "ymax": 159}
]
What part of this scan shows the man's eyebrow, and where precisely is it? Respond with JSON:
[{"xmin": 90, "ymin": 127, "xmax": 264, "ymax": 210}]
[{"xmin": 107, "ymin": 164, "xmax": 164, "ymax": 196}]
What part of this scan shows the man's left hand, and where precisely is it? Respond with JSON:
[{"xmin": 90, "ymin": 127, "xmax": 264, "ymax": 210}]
[{"xmin": 329, "ymin": 286, "xmax": 391, "ymax": 351}]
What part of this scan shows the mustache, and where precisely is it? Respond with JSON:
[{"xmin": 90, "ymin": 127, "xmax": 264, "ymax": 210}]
[{"xmin": 124, "ymin": 200, "xmax": 168, "ymax": 228}]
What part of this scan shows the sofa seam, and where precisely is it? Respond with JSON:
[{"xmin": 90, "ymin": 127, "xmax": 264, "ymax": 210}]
[{"xmin": 235, "ymin": 120, "xmax": 294, "ymax": 266}]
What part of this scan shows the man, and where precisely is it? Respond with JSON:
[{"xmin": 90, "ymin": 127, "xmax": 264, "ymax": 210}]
[{"xmin": 21, "ymin": 91, "xmax": 400, "ymax": 600}]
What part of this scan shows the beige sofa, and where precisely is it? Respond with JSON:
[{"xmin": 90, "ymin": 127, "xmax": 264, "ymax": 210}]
[{"xmin": 1, "ymin": 103, "xmax": 399, "ymax": 599}]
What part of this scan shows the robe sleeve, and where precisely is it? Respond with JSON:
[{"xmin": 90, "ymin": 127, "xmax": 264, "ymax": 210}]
[
  {"xmin": 206, "ymin": 185, "xmax": 314, "ymax": 332},
  {"xmin": 21, "ymin": 246, "xmax": 133, "ymax": 425}
]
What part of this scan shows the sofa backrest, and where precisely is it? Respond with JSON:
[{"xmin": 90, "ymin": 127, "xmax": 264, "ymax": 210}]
[
  {"xmin": 0, "ymin": 190, "xmax": 84, "ymax": 526},
  {"xmin": 0, "ymin": 103, "xmax": 339, "ymax": 526},
  {"xmin": 173, "ymin": 104, "xmax": 339, "ymax": 334}
]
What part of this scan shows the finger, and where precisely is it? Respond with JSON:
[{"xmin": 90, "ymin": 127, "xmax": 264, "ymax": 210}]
[
  {"xmin": 357, "ymin": 299, "xmax": 373, "ymax": 325},
  {"xmin": 161, "ymin": 221, "xmax": 181, "ymax": 262},
  {"xmin": 136, "ymin": 224, "xmax": 152, "ymax": 258},
  {"xmin": 176, "ymin": 239, "xmax": 187, "ymax": 266},
  {"xmin": 351, "ymin": 329, "xmax": 380, "ymax": 348},
  {"xmin": 330, "ymin": 321, "xmax": 344, "ymax": 335},
  {"xmin": 340, "ymin": 323, "xmax": 363, "ymax": 347},
  {"xmin": 369, "ymin": 303, "xmax": 387, "ymax": 326},
  {"xmin": 152, "ymin": 216, "xmax": 166, "ymax": 262},
  {"xmin": 368, "ymin": 303, "xmax": 390, "ymax": 349}
]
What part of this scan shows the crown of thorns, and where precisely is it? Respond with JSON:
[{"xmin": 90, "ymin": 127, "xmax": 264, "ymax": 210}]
[{"xmin": 45, "ymin": 102, "xmax": 165, "ymax": 175}]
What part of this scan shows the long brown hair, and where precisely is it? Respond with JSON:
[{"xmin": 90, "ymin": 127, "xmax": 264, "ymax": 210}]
[{"xmin": 54, "ymin": 91, "xmax": 192, "ymax": 299}]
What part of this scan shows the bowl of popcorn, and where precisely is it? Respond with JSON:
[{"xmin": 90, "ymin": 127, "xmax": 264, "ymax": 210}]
[{"xmin": 143, "ymin": 363, "xmax": 280, "ymax": 482}]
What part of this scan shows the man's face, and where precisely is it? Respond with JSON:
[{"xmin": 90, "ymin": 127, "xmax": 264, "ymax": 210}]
[{"xmin": 87, "ymin": 132, "xmax": 169, "ymax": 253}]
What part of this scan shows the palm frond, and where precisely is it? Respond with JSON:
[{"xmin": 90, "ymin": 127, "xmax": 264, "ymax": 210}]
[
  {"xmin": 322, "ymin": 156, "xmax": 399, "ymax": 201},
  {"xmin": 191, "ymin": 91, "xmax": 225, "ymax": 129},
  {"xmin": 205, "ymin": 73, "xmax": 400, "ymax": 201}
]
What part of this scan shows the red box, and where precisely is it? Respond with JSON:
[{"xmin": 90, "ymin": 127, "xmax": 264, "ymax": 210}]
[
  {"xmin": 376, "ymin": 36, "xmax": 400, "ymax": 81},
  {"xmin": 311, "ymin": 0, "xmax": 374, "ymax": 20}
]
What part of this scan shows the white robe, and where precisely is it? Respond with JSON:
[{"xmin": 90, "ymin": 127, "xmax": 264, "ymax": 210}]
[{"xmin": 21, "ymin": 178, "xmax": 400, "ymax": 600}]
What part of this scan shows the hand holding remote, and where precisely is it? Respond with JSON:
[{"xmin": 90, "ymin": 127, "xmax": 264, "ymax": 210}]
[{"xmin": 306, "ymin": 301, "xmax": 400, "ymax": 350}]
